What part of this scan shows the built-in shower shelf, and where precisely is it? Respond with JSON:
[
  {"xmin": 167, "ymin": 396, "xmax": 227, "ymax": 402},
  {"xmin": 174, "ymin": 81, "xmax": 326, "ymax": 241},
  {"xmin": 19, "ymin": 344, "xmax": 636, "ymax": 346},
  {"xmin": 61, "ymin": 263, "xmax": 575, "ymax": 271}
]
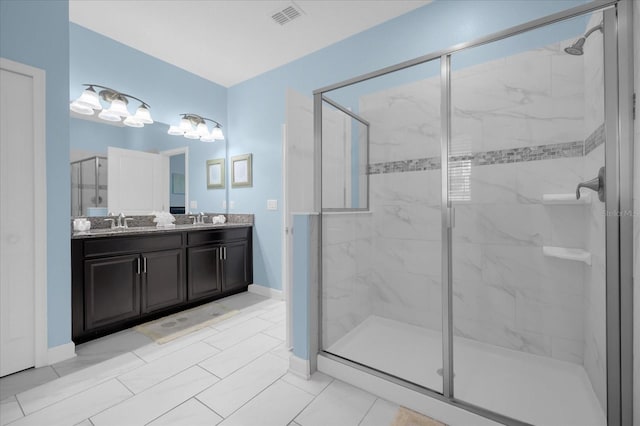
[
  {"xmin": 543, "ymin": 246, "xmax": 591, "ymax": 265},
  {"xmin": 542, "ymin": 193, "xmax": 591, "ymax": 204}
]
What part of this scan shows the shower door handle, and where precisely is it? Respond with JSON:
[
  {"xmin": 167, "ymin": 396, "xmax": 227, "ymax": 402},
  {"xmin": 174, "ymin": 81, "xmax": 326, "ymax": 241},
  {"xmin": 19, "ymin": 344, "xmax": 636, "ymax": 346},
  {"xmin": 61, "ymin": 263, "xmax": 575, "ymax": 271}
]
[{"xmin": 576, "ymin": 166, "xmax": 605, "ymax": 202}]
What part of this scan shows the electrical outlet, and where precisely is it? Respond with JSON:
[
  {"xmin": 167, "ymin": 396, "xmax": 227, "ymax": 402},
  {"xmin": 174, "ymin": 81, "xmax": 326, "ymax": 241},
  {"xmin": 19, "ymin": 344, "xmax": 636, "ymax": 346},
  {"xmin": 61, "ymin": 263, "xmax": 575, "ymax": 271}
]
[
  {"xmin": 267, "ymin": 199, "xmax": 278, "ymax": 210},
  {"xmin": 190, "ymin": 200, "xmax": 198, "ymax": 209},
  {"xmin": 230, "ymin": 201, "xmax": 235, "ymax": 209}
]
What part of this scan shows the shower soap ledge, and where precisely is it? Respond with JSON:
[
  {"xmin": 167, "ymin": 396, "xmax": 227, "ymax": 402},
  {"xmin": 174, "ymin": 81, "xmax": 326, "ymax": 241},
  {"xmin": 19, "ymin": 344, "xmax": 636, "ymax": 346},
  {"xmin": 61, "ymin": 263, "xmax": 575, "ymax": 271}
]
[
  {"xmin": 543, "ymin": 246, "xmax": 591, "ymax": 265},
  {"xmin": 542, "ymin": 193, "xmax": 591, "ymax": 204}
]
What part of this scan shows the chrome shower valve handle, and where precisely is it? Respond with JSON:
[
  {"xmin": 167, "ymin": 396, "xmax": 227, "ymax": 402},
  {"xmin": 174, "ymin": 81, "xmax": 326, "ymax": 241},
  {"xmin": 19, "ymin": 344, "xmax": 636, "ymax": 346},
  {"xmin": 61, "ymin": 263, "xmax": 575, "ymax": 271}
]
[{"xmin": 576, "ymin": 166, "xmax": 605, "ymax": 202}]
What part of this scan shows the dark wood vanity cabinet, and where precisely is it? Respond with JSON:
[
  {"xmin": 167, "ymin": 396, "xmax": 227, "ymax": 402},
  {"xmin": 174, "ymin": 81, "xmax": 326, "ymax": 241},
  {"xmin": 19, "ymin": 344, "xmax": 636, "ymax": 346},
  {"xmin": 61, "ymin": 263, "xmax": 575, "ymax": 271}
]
[
  {"xmin": 141, "ymin": 248, "xmax": 185, "ymax": 314},
  {"xmin": 222, "ymin": 240, "xmax": 250, "ymax": 292},
  {"xmin": 186, "ymin": 227, "xmax": 251, "ymax": 300},
  {"xmin": 84, "ymin": 254, "xmax": 141, "ymax": 330},
  {"xmin": 187, "ymin": 245, "xmax": 223, "ymax": 300},
  {"xmin": 72, "ymin": 226, "xmax": 252, "ymax": 343}
]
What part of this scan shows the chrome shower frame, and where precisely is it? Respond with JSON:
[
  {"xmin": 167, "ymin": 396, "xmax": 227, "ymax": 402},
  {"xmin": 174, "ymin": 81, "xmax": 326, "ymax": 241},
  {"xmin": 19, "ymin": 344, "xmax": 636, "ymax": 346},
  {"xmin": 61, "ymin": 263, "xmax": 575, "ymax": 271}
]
[{"xmin": 312, "ymin": 0, "xmax": 634, "ymax": 425}]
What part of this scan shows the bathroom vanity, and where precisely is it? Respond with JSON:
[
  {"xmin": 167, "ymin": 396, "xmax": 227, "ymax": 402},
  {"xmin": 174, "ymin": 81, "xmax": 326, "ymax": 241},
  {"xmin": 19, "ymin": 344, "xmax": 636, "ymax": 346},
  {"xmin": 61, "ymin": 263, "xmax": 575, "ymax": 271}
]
[{"xmin": 71, "ymin": 224, "xmax": 252, "ymax": 343}]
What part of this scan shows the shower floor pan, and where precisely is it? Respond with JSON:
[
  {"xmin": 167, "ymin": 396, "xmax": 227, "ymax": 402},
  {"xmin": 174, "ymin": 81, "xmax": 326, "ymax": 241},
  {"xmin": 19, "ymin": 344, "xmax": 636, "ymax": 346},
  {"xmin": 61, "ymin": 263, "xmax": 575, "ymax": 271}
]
[{"xmin": 326, "ymin": 316, "xmax": 605, "ymax": 426}]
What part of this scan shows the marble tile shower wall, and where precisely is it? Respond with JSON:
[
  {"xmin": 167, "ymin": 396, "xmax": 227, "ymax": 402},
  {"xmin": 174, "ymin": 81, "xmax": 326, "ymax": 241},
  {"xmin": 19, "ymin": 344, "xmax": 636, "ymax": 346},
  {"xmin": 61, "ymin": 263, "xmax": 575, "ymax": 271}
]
[
  {"xmin": 581, "ymin": 11, "xmax": 607, "ymax": 412},
  {"xmin": 322, "ymin": 212, "xmax": 374, "ymax": 348},
  {"xmin": 356, "ymin": 38, "xmax": 593, "ymax": 364}
]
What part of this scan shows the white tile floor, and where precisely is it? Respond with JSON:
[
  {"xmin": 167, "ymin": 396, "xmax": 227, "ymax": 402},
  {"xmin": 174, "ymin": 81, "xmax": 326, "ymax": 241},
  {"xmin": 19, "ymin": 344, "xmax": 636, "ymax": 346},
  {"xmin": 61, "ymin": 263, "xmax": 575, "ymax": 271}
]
[{"xmin": 0, "ymin": 293, "xmax": 409, "ymax": 426}]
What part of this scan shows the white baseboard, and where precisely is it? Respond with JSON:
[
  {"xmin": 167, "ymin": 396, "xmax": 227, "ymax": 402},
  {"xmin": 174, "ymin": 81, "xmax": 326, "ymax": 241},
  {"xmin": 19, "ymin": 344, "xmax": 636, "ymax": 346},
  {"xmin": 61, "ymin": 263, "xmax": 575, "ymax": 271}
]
[
  {"xmin": 318, "ymin": 354, "xmax": 501, "ymax": 426},
  {"xmin": 289, "ymin": 354, "xmax": 311, "ymax": 379},
  {"xmin": 248, "ymin": 283, "xmax": 284, "ymax": 300},
  {"xmin": 47, "ymin": 342, "xmax": 76, "ymax": 365}
]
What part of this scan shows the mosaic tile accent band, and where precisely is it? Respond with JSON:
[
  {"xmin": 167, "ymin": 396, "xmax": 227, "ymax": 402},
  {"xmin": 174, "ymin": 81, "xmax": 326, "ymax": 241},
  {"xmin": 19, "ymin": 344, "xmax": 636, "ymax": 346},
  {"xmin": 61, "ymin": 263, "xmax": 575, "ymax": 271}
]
[
  {"xmin": 584, "ymin": 123, "xmax": 606, "ymax": 155},
  {"xmin": 368, "ymin": 123, "xmax": 605, "ymax": 175}
]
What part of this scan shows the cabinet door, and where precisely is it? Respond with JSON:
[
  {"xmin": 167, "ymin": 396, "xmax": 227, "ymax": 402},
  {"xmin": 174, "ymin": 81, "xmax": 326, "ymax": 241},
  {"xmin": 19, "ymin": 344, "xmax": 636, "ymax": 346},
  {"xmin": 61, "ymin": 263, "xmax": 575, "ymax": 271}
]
[
  {"xmin": 187, "ymin": 245, "xmax": 222, "ymax": 300},
  {"xmin": 84, "ymin": 254, "xmax": 141, "ymax": 330},
  {"xmin": 222, "ymin": 240, "xmax": 248, "ymax": 291},
  {"xmin": 142, "ymin": 248, "xmax": 185, "ymax": 314}
]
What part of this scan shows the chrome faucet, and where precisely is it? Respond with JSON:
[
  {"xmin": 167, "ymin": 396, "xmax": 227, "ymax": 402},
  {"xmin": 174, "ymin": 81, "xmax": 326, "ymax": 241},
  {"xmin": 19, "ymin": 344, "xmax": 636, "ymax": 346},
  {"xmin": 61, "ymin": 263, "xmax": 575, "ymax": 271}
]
[
  {"xmin": 188, "ymin": 212, "xmax": 208, "ymax": 225},
  {"xmin": 106, "ymin": 212, "xmax": 129, "ymax": 229}
]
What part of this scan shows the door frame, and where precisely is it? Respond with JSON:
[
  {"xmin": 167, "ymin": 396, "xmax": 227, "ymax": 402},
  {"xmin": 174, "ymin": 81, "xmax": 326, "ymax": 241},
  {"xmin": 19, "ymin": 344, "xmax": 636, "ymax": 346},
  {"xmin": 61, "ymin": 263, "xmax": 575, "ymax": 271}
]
[
  {"xmin": 0, "ymin": 57, "xmax": 48, "ymax": 368},
  {"xmin": 161, "ymin": 146, "xmax": 189, "ymax": 213}
]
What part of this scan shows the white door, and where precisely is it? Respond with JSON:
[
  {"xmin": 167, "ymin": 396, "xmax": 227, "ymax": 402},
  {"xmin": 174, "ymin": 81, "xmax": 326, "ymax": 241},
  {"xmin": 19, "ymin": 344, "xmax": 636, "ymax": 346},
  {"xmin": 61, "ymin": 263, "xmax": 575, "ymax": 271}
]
[
  {"xmin": 108, "ymin": 147, "xmax": 168, "ymax": 215},
  {"xmin": 0, "ymin": 58, "xmax": 47, "ymax": 377}
]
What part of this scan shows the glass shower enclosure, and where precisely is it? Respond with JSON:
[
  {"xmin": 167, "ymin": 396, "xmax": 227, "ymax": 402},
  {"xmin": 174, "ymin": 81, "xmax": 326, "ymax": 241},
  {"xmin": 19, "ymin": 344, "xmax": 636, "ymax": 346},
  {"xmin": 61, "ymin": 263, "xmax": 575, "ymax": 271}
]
[
  {"xmin": 71, "ymin": 156, "xmax": 107, "ymax": 217},
  {"xmin": 315, "ymin": 2, "xmax": 632, "ymax": 425}
]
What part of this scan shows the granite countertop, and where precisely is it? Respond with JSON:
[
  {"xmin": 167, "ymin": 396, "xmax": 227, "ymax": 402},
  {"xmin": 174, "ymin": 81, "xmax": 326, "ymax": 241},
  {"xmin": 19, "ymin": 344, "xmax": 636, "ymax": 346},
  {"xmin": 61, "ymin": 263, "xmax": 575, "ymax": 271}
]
[{"xmin": 72, "ymin": 222, "xmax": 253, "ymax": 239}]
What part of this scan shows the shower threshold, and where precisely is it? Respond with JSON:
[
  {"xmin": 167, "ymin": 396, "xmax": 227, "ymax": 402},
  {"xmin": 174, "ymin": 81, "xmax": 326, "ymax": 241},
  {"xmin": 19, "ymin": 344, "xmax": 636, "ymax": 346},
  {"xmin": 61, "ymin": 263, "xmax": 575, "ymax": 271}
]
[{"xmin": 325, "ymin": 316, "xmax": 605, "ymax": 426}]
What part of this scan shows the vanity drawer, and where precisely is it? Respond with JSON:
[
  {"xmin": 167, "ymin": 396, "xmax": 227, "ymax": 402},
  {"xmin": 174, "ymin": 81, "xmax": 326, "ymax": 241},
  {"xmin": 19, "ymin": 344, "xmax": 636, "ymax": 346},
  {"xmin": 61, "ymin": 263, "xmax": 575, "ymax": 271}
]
[
  {"xmin": 187, "ymin": 227, "xmax": 250, "ymax": 246},
  {"xmin": 84, "ymin": 233, "xmax": 183, "ymax": 257}
]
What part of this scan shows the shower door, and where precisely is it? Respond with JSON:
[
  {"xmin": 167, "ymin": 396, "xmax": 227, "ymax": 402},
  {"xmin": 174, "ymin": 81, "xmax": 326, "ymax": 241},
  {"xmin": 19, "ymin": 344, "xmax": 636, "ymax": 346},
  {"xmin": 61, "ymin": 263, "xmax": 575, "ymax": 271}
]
[
  {"xmin": 447, "ymin": 9, "xmax": 610, "ymax": 426},
  {"xmin": 320, "ymin": 60, "xmax": 444, "ymax": 393}
]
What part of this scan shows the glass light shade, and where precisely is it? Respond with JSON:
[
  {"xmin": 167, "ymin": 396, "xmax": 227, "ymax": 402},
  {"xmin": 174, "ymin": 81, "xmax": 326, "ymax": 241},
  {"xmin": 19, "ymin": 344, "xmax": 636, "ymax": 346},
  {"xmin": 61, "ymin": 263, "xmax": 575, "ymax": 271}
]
[
  {"xmin": 211, "ymin": 126, "xmax": 225, "ymax": 140},
  {"xmin": 75, "ymin": 88, "xmax": 102, "ymax": 110},
  {"xmin": 134, "ymin": 105, "xmax": 153, "ymax": 124},
  {"xmin": 200, "ymin": 132, "xmax": 216, "ymax": 142},
  {"xmin": 196, "ymin": 122, "xmax": 209, "ymax": 137},
  {"xmin": 70, "ymin": 101, "xmax": 94, "ymax": 115},
  {"xmin": 179, "ymin": 118, "xmax": 192, "ymax": 132},
  {"xmin": 123, "ymin": 116, "xmax": 144, "ymax": 128},
  {"xmin": 98, "ymin": 109, "xmax": 122, "ymax": 122},
  {"xmin": 167, "ymin": 125, "xmax": 183, "ymax": 135},
  {"xmin": 184, "ymin": 130, "xmax": 200, "ymax": 139},
  {"xmin": 108, "ymin": 99, "xmax": 130, "ymax": 117}
]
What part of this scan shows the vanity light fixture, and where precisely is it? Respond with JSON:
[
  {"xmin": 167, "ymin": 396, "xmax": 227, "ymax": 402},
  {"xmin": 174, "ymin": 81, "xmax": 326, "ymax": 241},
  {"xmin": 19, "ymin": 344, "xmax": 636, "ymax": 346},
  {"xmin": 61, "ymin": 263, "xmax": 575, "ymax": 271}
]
[
  {"xmin": 70, "ymin": 84, "xmax": 154, "ymax": 128},
  {"xmin": 168, "ymin": 113, "xmax": 225, "ymax": 142}
]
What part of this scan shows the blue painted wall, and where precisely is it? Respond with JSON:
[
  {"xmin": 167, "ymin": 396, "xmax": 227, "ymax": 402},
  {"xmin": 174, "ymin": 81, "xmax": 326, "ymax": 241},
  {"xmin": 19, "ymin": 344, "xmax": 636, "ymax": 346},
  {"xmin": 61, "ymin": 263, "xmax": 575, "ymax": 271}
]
[
  {"xmin": 1, "ymin": 0, "xmax": 71, "ymax": 348},
  {"xmin": 292, "ymin": 215, "xmax": 311, "ymax": 360},
  {"xmin": 227, "ymin": 0, "xmax": 587, "ymax": 291},
  {"xmin": 70, "ymin": 23, "xmax": 227, "ymax": 212}
]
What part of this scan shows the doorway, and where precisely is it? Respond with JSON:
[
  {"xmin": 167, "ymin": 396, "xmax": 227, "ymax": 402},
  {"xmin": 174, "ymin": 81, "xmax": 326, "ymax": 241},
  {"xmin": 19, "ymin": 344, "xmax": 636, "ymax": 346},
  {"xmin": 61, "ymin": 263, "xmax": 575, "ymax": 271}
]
[{"xmin": 162, "ymin": 147, "xmax": 189, "ymax": 215}]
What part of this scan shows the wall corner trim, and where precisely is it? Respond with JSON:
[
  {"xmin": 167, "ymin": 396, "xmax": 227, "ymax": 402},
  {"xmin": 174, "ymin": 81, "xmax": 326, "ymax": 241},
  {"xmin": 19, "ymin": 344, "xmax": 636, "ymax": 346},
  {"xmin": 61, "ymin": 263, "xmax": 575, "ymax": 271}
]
[
  {"xmin": 46, "ymin": 342, "xmax": 76, "ymax": 366},
  {"xmin": 248, "ymin": 283, "xmax": 284, "ymax": 300},
  {"xmin": 288, "ymin": 354, "xmax": 311, "ymax": 379}
]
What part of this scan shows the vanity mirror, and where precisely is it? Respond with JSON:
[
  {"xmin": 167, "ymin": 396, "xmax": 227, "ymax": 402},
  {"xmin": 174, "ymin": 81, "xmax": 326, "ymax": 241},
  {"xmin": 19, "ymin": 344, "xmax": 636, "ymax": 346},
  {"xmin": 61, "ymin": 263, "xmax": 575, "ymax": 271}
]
[{"xmin": 70, "ymin": 115, "xmax": 227, "ymax": 218}]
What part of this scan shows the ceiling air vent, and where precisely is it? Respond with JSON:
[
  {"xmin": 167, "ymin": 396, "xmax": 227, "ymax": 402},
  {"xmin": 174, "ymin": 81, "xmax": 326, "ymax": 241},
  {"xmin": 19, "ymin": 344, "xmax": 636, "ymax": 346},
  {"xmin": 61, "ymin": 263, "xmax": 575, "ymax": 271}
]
[{"xmin": 271, "ymin": 3, "xmax": 304, "ymax": 26}]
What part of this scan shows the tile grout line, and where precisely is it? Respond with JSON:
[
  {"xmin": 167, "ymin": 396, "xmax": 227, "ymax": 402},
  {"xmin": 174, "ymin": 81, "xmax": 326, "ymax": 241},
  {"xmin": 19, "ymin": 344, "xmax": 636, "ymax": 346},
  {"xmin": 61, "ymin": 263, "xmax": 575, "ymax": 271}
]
[
  {"xmin": 287, "ymin": 375, "xmax": 338, "ymax": 426},
  {"xmin": 115, "ymin": 356, "xmax": 221, "ymax": 396},
  {"xmin": 13, "ymin": 365, "xmax": 139, "ymax": 419},
  {"xmin": 93, "ymin": 365, "xmax": 217, "ymax": 425},
  {"xmin": 83, "ymin": 379, "xmax": 136, "ymax": 425},
  {"xmin": 197, "ymin": 341, "xmax": 282, "ymax": 379},
  {"xmin": 114, "ymin": 376, "xmax": 137, "ymax": 396},
  {"xmin": 196, "ymin": 370, "xmax": 289, "ymax": 421},
  {"xmin": 357, "ymin": 397, "xmax": 381, "ymax": 426},
  {"xmin": 280, "ymin": 375, "xmax": 334, "ymax": 398}
]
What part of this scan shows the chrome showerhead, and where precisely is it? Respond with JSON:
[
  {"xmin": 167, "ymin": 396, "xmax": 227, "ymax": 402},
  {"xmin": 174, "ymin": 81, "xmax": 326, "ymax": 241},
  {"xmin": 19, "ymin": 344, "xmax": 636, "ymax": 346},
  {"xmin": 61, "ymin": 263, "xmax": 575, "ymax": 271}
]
[
  {"xmin": 564, "ymin": 21, "xmax": 602, "ymax": 56},
  {"xmin": 564, "ymin": 37, "xmax": 585, "ymax": 55}
]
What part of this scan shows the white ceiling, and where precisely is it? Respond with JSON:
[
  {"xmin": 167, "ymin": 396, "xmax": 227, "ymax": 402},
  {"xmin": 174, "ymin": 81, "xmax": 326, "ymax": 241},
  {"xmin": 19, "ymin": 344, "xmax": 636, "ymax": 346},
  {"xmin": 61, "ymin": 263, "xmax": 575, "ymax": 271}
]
[{"xmin": 69, "ymin": 0, "xmax": 431, "ymax": 88}]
